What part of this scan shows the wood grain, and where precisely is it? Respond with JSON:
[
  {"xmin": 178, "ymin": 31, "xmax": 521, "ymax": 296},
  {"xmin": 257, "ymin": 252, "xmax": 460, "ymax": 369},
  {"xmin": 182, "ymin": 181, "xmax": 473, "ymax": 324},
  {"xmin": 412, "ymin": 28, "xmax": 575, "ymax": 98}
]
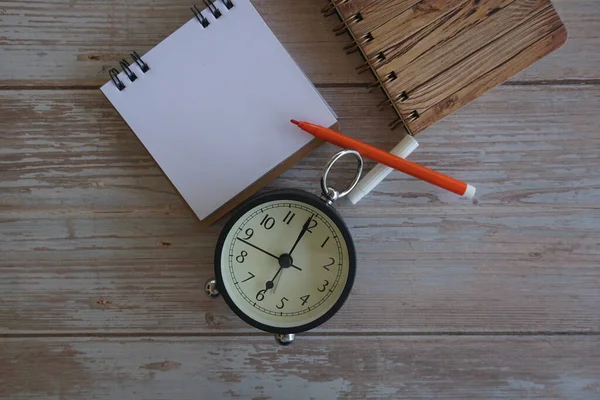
[
  {"xmin": 2, "ymin": 85, "xmax": 599, "ymax": 334},
  {"xmin": 339, "ymin": 0, "xmax": 420, "ymax": 38},
  {"xmin": 410, "ymin": 25, "xmax": 567, "ymax": 134},
  {"xmin": 0, "ymin": 0, "xmax": 597, "ymax": 87},
  {"xmin": 332, "ymin": 0, "xmax": 600, "ymax": 83},
  {"xmin": 1, "ymin": 1, "xmax": 599, "ymax": 396},
  {"xmin": 361, "ymin": 0, "xmax": 466, "ymax": 59},
  {"xmin": 367, "ymin": 0, "xmax": 538, "ymax": 79},
  {"xmin": 330, "ymin": 0, "xmax": 378, "ymax": 18},
  {"xmin": 394, "ymin": 5, "xmax": 566, "ymax": 131},
  {"xmin": 336, "ymin": 0, "xmax": 568, "ymax": 135},
  {"xmin": 2, "ymin": 336, "xmax": 600, "ymax": 399},
  {"xmin": 522, "ymin": 0, "xmax": 600, "ymax": 81},
  {"xmin": 0, "ymin": 0, "xmax": 368, "ymax": 86}
]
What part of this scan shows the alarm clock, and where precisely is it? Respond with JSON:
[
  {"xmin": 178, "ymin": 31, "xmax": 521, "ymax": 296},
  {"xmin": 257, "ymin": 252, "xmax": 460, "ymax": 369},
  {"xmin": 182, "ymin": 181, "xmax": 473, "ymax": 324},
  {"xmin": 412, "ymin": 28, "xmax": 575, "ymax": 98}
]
[{"xmin": 206, "ymin": 150, "xmax": 363, "ymax": 345}]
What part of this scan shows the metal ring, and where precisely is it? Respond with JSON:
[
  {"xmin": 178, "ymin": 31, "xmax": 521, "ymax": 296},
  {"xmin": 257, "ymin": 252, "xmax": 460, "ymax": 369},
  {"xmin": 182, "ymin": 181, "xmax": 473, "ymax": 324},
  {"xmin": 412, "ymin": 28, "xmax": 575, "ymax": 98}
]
[
  {"xmin": 109, "ymin": 68, "xmax": 125, "ymax": 91},
  {"xmin": 407, "ymin": 110, "xmax": 420, "ymax": 122},
  {"xmin": 203, "ymin": 0, "xmax": 222, "ymax": 18},
  {"xmin": 321, "ymin": 149, "xmax": 363, "ymax": 203},
  {"xmin": 385, "ymin": 71, "xmax": 398, "ymax": 83},
  {"xmin": 131, "ymin": 51, "xmax": 150, "ymax": 73},
  {"xmin": 191, "ymin": 5, "xmax": 210, "ymax": 27},
  {"xmin": 119, "ymin": 60, "xmax": 137, "ymax": 82}
]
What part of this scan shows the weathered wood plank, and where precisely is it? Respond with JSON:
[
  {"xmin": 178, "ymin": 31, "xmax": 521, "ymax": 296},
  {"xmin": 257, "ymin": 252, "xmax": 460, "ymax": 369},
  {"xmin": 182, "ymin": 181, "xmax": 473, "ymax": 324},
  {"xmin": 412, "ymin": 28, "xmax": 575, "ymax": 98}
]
[
  {"xmin": 1, "ymin": 336, "xmax": 599, "ymax": 399},
  {"xmin": 1, "ymin": 85, "xmax": 599, "ymax": 334},
  {"xmin": 0, "ymin": 0, "xmax": 597, "ymax": 86},
  {"xmin": 0, "ymin": 0, "xmax": 369, "ymax": 86}
]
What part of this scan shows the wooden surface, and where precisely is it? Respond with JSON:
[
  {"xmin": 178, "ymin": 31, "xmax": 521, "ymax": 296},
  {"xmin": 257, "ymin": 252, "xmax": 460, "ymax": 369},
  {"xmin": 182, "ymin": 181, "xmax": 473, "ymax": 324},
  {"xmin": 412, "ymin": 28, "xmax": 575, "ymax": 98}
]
[
  {"xmin": 1, "ymin": 0, "xmax": 599, "ymax": 398},
  {"xmin": 333, "ymin": 0, "xmax": 568, "ymax": 135},
  {"xmin": 2, "ymin": 337, "xmax": 599, "ymax": 399}
]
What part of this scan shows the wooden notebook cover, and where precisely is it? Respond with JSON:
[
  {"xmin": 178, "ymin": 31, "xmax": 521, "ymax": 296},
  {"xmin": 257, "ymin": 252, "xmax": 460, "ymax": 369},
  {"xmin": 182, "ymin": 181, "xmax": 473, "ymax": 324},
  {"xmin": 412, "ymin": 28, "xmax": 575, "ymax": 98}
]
[{"xmin": 328, "ymin": 0, "xmax": 567, "ymax": 136}]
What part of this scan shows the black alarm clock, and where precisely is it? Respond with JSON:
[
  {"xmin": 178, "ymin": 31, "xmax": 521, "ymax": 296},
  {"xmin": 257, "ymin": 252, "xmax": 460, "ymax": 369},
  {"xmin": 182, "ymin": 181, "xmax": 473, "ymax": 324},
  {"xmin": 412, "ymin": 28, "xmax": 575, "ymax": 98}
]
[{"xmin": 206, "ymin": 150, "xmax": 363, "ymax": 345}]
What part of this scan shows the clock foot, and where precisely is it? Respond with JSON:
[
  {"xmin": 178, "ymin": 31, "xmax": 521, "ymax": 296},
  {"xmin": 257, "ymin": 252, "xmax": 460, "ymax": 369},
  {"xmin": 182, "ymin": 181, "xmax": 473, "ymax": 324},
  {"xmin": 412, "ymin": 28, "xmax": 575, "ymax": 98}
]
[
  {"xmin": 205, "ymin": 278, "xmax": 220, "ymax": 299},
  {"xmin": 275, "ymin": 333, "xmax": 295, "ymax": 346}
]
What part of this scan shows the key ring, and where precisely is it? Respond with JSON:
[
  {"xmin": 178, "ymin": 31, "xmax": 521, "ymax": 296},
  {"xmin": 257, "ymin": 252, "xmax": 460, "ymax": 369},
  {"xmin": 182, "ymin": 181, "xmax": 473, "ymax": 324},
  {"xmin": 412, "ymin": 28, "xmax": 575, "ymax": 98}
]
[{"xmin": 321, "ymin": 149, "xmax": 364, "ymax": 204}]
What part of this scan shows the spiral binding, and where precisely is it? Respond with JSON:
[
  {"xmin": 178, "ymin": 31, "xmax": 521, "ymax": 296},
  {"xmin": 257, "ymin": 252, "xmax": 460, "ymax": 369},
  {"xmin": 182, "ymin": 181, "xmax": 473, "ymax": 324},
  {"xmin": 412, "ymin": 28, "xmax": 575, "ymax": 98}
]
[
  {"xmin": 322, "ymin": 0, "xmax": 419, "ymax": 133},
  {"xmin": 191, "ymin": 0, "xmax": 234, "ymax": 27},
  {"xmin": 131, "ymin": 51, "xmax": 150, "ymax": 72},
  {"xmin": 119, "ymin": 60, "xmax": 138, "ymax": 82},
  {"xmin": 109, "ymin": 68, "xmax": 125, "ymax": 91},
  {"xmin": 108, "ymin": 51, "xmax": 150, "ymax": 91},
  {"xmin": 108, "ymin": 1, "xmax": 234, "ymax": 91}
]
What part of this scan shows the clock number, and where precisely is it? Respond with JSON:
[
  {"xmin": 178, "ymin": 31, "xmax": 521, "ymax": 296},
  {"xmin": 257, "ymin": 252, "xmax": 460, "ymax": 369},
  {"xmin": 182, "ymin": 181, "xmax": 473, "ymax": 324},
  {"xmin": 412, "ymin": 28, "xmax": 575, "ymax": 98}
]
[
  {"xmin": 321, "ymin": 236, "xmax": 330, "ymax": 248},
  {"xmin": 241, "ymin": 272, "xmax": 255, "ymax": 283},
  {"xmin": 317, "ymin": 280, "xmax": 330, "ymax": 292},
  {"xmin": 242, "ymin": 228, "xmax": 254, "ymax": 240},
  {"xmin": 236, "ymin": 250, "xmax": 248, "ymax": 263},
  {"xmin": 276, "ymin": 297, "xmax": 289, "ymax": 310},
  {"xmin": 283, "ymin": 211, "xmax": 296, "ymax": 225},
  {"xmin": 260, "ymin": 214, "xmax": 276, "ymax": 230},
  {"xmin": 300, "ymin": 294, "xmax": 310, "ymax": 306},
  {"xmin": 322, "ymin": 257, "xmax": 335, "ymax": 272},
  {"xmin": 256, "ymin": 289, "xmax": 267, "ymax": 302},
  {"xmin": 307, "ymin": 219, "xmax": 318, "ymax": 233}
]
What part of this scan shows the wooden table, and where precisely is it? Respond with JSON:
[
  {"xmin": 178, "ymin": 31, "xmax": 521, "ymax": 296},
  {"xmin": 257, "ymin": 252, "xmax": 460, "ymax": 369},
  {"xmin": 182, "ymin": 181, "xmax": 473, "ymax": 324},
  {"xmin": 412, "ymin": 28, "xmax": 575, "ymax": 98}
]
[{"xmin": 1, "ymin": 1, "xmax": 599, "ymax": 398}]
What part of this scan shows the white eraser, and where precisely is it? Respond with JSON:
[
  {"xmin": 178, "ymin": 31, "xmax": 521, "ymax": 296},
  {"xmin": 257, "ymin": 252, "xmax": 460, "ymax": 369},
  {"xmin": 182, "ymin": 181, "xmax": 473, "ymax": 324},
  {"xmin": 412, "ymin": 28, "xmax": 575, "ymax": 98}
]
[
  {"xmin": 462, "ymin": 184, "xmax": 476, "ymax": 199},
  {"xmin": 348, "ymin": 136, "xmax": 419, "ymax": 204}
]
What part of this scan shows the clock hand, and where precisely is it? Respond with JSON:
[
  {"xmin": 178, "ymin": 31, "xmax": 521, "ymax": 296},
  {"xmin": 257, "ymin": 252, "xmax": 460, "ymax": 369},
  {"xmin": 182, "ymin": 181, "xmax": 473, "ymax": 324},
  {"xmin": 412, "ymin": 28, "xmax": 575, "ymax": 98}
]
[
  {"xmin": 289, "ymin": 214, "xmax": 314, "ymax": 256},
  {"xmin": 265, "ymin": 250, "xmax": 297, "ymax": 292},
  {"xmin": 238, "ymin": 238, "xmax": 302, "ymax": 271},
  {"xmin": 238, "ymin": 238, "xmax": 279, "ymax": 259},
  {"xmin": 265, "ymin": 266, "xmax": 284, "ymax": 292},
  {"xmin": 272, "ymin": 270, "xmax": 284, "ymax": 294}
]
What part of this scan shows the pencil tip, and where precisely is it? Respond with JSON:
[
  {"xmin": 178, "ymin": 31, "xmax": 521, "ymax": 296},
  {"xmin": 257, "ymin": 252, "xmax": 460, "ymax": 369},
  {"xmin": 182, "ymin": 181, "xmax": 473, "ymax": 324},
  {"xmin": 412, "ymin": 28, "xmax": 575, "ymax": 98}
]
[{"xmin": 290, "ymin": 119, "xmax": 300, "ymax": 126}]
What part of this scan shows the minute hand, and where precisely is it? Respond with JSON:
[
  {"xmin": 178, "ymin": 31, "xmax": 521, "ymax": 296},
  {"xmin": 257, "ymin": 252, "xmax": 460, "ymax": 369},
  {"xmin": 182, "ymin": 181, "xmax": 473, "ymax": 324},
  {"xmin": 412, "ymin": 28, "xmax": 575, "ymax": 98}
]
[
  {"xmin": 289, "ymin": 214, "xmax": 314, "ymax": 256},
  {"xmin": 237, "ymin": 238, "xmax": 302, "ymax": 271}
]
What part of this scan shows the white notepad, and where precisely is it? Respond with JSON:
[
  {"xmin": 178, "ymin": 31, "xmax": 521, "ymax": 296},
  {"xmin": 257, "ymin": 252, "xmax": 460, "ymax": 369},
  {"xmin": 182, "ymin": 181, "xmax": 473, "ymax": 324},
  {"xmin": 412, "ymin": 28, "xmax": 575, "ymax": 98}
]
[{"xmin": 101, "ymin": 0, "xmax": 337, "ymax": 222}]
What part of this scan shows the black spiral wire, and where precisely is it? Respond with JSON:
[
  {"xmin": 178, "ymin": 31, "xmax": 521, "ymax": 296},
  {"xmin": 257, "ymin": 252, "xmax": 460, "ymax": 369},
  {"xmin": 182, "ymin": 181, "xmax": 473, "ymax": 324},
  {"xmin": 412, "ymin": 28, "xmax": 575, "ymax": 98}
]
[
  {"xmin": 108, "ymin": 52, "xmax": 150, "ymax": 91},
  {"xmin": 191, "ymin": 0, "xmax": 234, "ymax": 27},
  {"xmin": 109, "ymin": 1, "xmax": 234, "ymax": 91},
  {"xmin": 131, "ymin": 51, "xmax": 150, "ymax": 72}
]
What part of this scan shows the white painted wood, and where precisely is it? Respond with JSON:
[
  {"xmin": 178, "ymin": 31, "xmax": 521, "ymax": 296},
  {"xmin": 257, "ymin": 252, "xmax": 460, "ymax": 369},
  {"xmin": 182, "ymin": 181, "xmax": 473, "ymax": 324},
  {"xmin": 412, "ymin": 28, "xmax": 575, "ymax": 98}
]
[{"xmin": 2, "ymin": 336, "xmax": 599, "ymax": 400}]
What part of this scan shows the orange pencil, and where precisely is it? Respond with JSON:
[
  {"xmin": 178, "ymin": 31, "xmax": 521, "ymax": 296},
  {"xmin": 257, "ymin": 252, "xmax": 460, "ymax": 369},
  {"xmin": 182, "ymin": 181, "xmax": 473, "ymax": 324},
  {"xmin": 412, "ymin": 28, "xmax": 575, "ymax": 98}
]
[{"xmin": 291, "ymin": 120, "xmax": 476, "ymax": 199}]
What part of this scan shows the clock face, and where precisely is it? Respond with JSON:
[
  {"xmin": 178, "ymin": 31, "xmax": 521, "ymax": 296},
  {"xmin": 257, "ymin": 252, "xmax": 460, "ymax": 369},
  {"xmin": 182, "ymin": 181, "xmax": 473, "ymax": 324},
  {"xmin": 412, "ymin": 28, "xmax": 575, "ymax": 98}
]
[{"xmin": 214, "ymin": 190, "xmax": 356, "ymax": 334}]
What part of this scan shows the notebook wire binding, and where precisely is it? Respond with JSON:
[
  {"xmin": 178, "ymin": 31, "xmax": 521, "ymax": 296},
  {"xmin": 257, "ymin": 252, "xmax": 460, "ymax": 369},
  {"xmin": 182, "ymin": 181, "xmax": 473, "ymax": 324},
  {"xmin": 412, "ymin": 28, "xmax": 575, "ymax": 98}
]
[
  {"xmin": 192, "ymin": 0, "xmax": 234, "ymax": 26},
  {"xmin": 108, "ymin": 0, "xmax": 234, "ymax": 91},
  {"xmin": 322, "ymin": 0, "xmax": 415, "ymax": 134}
]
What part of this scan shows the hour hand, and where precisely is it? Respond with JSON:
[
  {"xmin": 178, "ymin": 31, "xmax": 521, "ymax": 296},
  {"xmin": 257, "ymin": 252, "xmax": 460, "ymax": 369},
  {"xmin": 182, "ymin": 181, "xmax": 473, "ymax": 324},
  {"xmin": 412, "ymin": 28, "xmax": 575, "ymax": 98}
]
[{"xmin": 265, "ymin": 266, "xmax": 283, "ymax": 292}]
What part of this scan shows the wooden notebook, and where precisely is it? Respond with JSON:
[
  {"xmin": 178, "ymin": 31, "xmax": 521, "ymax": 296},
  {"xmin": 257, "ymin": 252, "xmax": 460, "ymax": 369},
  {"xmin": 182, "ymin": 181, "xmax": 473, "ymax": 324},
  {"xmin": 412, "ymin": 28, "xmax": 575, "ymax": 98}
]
[
  {"xmin": 323, "ymin": 0, "xmax": 567, "ymax": 136},
  {"xmin": 101, "ymin": 0, "xmax": 338, "ymax": 225}
]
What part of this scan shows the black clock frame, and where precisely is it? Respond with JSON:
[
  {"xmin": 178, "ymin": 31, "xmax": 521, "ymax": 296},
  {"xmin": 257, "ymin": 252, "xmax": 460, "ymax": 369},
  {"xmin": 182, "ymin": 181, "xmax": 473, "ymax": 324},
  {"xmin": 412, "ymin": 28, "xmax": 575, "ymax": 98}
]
[{"xmin": 214, "ymin": 189, "xmax": 357, "ymax": 335}]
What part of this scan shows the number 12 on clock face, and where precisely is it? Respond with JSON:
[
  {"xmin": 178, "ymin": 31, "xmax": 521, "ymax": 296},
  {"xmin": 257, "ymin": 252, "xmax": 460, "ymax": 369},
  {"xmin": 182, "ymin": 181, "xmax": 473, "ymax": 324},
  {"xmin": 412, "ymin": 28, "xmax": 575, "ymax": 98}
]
[{"xmin": 214, "ymin": 190, "xmax": 357, "ymax": 335}]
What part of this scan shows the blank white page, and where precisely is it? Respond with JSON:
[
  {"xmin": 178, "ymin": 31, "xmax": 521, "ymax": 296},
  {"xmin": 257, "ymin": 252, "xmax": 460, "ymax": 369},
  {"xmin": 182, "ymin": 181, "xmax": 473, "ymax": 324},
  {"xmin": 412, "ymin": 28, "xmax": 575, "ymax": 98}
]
[{"xmin": 101, "ymin": 0, "xmax": 337, "ymax": 221}]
